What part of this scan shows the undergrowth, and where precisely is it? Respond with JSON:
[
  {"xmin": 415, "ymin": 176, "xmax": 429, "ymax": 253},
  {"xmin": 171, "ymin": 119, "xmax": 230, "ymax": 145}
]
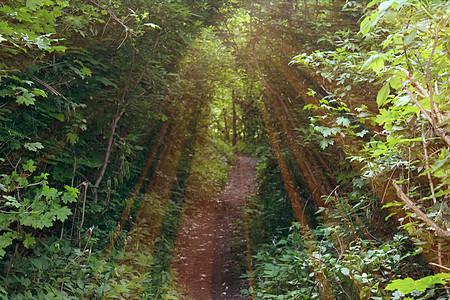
[{"xmin": 240, "ymin": 144, "xmax": 442, "ymax": 300}]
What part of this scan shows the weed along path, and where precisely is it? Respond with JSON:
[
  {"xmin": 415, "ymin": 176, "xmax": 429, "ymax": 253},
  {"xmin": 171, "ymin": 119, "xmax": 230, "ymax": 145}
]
[{"xmin": 172, "ymin": 155, "xmax": 257, "ymax": 299}]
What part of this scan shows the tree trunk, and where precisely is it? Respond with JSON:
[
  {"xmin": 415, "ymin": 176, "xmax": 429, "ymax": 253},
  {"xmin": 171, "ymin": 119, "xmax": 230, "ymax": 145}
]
[
  {"xmin": 224, "ymin": 109, "xmax": 229, "ymax": 141},
  {"xmin": 232, "ymin": 89, "xmax": 237, "ymax": 147},
  {"xmin": 92, "ymin": 47, "xmax": 135, "ymax": 202}
]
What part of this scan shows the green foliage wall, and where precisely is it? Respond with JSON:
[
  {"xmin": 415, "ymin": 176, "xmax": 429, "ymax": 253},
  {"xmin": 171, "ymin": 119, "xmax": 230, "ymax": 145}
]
[
  {"xmin": 0, "ymin": 0, "xmax": 234, "ymax": 298},
  {"xmin": 217, "ymin": 1, "xmax": 450, "ymax": 299}
]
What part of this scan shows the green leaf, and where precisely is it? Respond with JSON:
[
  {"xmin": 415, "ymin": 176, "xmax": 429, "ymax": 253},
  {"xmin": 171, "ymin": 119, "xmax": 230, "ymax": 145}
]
[
  {"xmin": 336, "ymin": 117, "xmax": 350, "ymax": 127},
  {"xmin": 382, "ymin": 201, "xmax": 402, "ymax": 209},
  {"xmin": 143, "ymin": 23, "xmax": 160, "ymax": 28},
  {"xmin": 24, "ymin": 142, "xmax": 44, "ymax": 151},
  {"xmin": 51, "ymin": 45, "xmax": 67, "ymax": 52},
  {"xmin": 389, "ymin": 76, "xmax": 402, "ymax": 90},
  {"xmin": 16, "ymin": 176, "xmax": 28, "ymax": 187},
  {"xmin": 384, "ymin": 212, "xmax": 397, "ymax": 221},
  {"xmin": 414, "ymin": 275, "xmax": 447, "ymax": 291},
  {"xmin": 42, "ymin": 185, "xmax": 59, "ymax": 200},
  {"xmin": 436, "ymin": 273, "xmax": 450, "ymax": 280},
  {"xmin": 362, "ymin": 54, "xmax": 384, "ymax": 72},
  {"xmin": 0, "ymin": 232, "xmax": 15, "ymax": 258},
  {"xmin": 17, "ymin": 91, "xmax": 36, "ymax": 106},
  {"xmin": 404, "ymin": 29, "xmax": 417, "ymax": 46},
  {"xmin": 386, "ymin": 277, "xmax": 416, "ymax": 294},
  {"xmin": 53, "ymin": 206, "xmax": 72, "ymax": 222},
  {"xmin": 80, "ymin": 66, "xmax": 92, "ymax": 77},
  {"xmin": 386, "ymin": 274, "xmax": 450, "ymax": 294},
  {"xmin": 356, "ymin": 129, "xmax": 369, "ymax": 137},
  {"xmin": 362, "ymin": 55, "xmax": 374, "ymax": 70},
  {"xmin": 434, "ymin": 188, "xmax": 450, "ymax": 198},
  {"xmin": 23, "ymin": 233, "xmax": 36, "ymax": 249},
  {"xmin": 360, "ymin": 16, "xmax": 371, "ymax": 35},
  {"xmin": 31, "ymin": 88, "xmax": 47, "ymax": 98},
  {"xmin": 26, "ymin": 0, "xmax": 44, "ymax": 10},
  {"xmin": 4, "ymin": 195, "xmax": 21, "ymax": 208},
  {"xmin": 95, "ymin": 76, "xmax": 119, "ymax": 88},
  {"xmin": 21, "ymin": 211, "xmax": 53, "ymax": 229},
  {"xmin": 341, "ymin": 267, "xmax": 350, "ymax": 276},
  {"xmin": 377, "ymin": 82, "xmax": 390, "ymax": 107},
  {"xmin": 314, "ymin": 125, "xmax": 339, "ymax": 137},
  {"xmin": 48, "ymin": 112, "xmax": 65, "ymax": 122},
  {"xmin": 320, "ymin": 138, "xmax": 334, "ymax": 149},
  {"xmin": 62, "ymin": 186, "xmax": 79, "ymax": 204},
  {"xmin": 77, "ymin": 277, "xmax": 85, "ymax": 289},
  {"xmin": 35, "ymin": 36, "xmax": 51, "ymax": 50},
  {"xmin": 66, "ymin": 132, "xmax": 79, "ymax": 145},
  {"xmin": 33, "ymin": 214, "xmax": 53, "ymax": 229},
  {"xmin": 0, "ymin": 21, "xmax": 15, "ymax": 35},
  {"xmin": 23, "ymin": 159, "xmax": 36, "ymax": 173},
  {"xmin": 70, "ymin": 66, "xmax": 84, "ymax": 78},
  {"xmin": 373, "ymin": 57, "xmax": 384, "ymax": 73}
]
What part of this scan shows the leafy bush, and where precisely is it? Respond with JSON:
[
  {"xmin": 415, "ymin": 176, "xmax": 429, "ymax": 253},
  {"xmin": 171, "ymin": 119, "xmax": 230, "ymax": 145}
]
[{"xmin": 248, "ymin": 222, "xmax": 430, "ymax": 299}]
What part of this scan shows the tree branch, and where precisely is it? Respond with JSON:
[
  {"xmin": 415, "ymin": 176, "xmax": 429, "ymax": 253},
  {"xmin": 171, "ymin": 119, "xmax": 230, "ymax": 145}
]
[
  {"xmin": 392, "ymin": 180, "xmax": 450, "ymax": 237},
  {"xmin": 404, "ymin": 85, "xmax": 450, "ymax": 146},
  {"xmin": 93, "ymin": 46, "xmax": 136, "ymax": 202},
  {"xmin": 32, "ymin": 76, "xmax": 67, "ymax": 100},
  {"xmin": 89, "ymin": 0, "xmax": 137, "ymax": 37},
  {"xmin": 425, "ymin": 16, "xmax": 447, "ymax": 124}
]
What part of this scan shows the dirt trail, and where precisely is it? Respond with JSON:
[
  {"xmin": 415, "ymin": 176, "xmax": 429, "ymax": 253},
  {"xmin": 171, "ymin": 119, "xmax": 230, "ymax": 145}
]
[{"xmin": 172, "ymin": 155, "xmax": 258, "ymax": 299}]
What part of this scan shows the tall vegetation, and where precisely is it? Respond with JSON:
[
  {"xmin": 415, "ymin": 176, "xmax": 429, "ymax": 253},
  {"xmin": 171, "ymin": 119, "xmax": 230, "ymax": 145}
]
[
  {"xmin": 0, "ymin": 0, "xmax": 235, "ymax": 298},
  {"xmin": 214, "ymin": 1, "xmax": 450, "ymax": 299},
  {"xmin": 292, "ymin": 0, "xmax": 450, "ymax": 270}
]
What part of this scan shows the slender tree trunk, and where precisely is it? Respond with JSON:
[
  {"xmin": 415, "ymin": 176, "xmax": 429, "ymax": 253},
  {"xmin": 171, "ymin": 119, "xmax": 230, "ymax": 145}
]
[
  {"xmin": 232, "ymin": 89, "xmax": 237, "ymax": 147},
  {"xmin": 92, "ymin": 47, "xmax": 135, "ymax": 202},
  {"xmin": 303, "ymin": 0, "xmax": 311, "ymax": 19},
  {"xmin": 92, "ymin": 23, "xmax": 165, "ymax": 203},
  {"xmin": 93, "ymin": 114, "xmax": 119, "ymax": 202},
  {"xmin": 224, "ymin": 109, "xmax": 229, "ymax": 141}
]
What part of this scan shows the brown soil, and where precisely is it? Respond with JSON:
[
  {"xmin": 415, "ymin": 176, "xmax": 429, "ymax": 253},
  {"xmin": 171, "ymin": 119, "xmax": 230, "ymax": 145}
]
[{"xmin": 171, "ymin": 155, "xmax": 258, "ymax": 300}]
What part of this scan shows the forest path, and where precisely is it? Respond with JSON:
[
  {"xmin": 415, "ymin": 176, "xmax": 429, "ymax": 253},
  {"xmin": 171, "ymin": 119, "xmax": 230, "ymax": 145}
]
[{"xmin": 171, "ymin": 155, "xmax": 257, "ymax": 299}]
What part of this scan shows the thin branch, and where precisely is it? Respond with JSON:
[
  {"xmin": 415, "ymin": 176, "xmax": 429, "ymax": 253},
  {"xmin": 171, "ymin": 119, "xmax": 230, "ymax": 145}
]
[
  {"xmin": 422, "ymin": 125, "xmax": 437, "ymax": 204},
  {"xmin": 381, "ymin": 167, "xmax": 398, "ymax": 203},
  {"xmin": 429, "ymin": 262, "xmax": 450, "ymax": 272},
  {"xmin": 425, "ymin": 16, "xmax": 447, "ymax": 123},
  {"xmin": 392, "ymin": 180, "xmax": 450, "ymax": 237},
  {"xmin": 93, "ymin": 45, "xmax": 136, "ymax": 202},
  {"xmin": 404, "ymin": 86, "xmax": 450, "ymax": 146},
  {"xmin": 0, "ymin": 210, "xmax": 40, "ymax": 214},
  {"xmin": 14, "ymin": 180, "xmax": 45, "ymax": 189},
  {"xmin": 79, "ymin": 182, "xmax": 88, "ymax": 229},
  {"xmin": 404, "ymin": 86, "xmax": 433, "ymax": 125},
  {"xmin": 89, "ymin": 0, "xmax": 137, "ymax": 37},
  {"xmin": 32, "ymin": 76, "xmax": 67, "ymax": 100}
]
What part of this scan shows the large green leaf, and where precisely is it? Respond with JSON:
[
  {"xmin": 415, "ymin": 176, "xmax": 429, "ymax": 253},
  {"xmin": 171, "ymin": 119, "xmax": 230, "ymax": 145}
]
[
  {"xmin": 16, "ymin": 91, "xmax": 36, "ymax": 106},
  {"xmin": 404, "ymin": 29, "xmax": 417, "ymax": 46},
  {"xmin": 24, "ymin": 142, "xmax": 44, "ymax": 151},
  {"xmin": 53, "ymin": 206, "xmax": 72, "ymax": 222},
  {"xmin": 376, "ymin": 82, "xmax": 390, "ymax": 107},
  {"xmin": 386, "ymin": 274, "xmax": 450, "ymax": 294},
  {"xmin": 0, "ymin": 232, "xmax": 15, "ymax": 258}
]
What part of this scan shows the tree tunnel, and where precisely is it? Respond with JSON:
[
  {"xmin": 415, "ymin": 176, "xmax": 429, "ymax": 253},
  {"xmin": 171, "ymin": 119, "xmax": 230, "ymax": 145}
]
[{"xmin": 1, "ymin": 1, "xmax": 449, "ymax": 299}]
